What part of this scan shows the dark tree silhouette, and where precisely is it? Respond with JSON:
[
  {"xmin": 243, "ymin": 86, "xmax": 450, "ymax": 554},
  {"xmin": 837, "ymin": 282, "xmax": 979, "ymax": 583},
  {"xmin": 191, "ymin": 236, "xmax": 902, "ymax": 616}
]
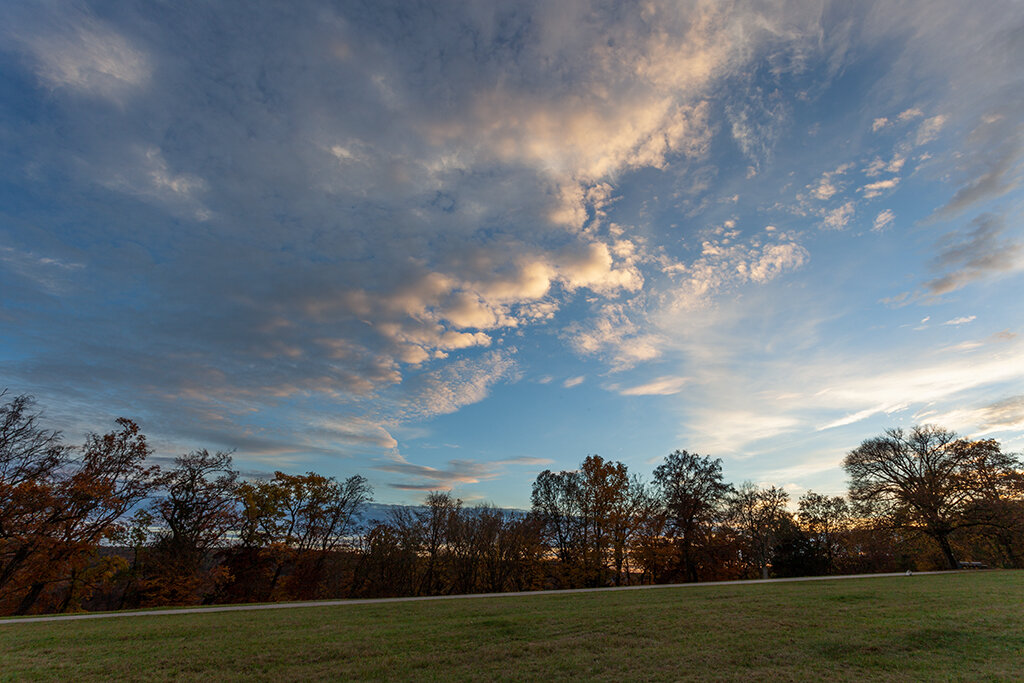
[
  {"xmin": 797, "ymin": 491, "xmax": 850, "ymax": 574},
  {"xmin": 234, "ymin": 471, "xmax": 372, "ymax": 600},
  {"xmin": 653, "ymin": 450, "xmax": 732, "ymax": 582},
  {"xmin": 843, "ymin": 425, "xmax": 1023, "ymax": 569},
  {"xmin": 728, "ymin": 483, "xmax": 791, "ymax": 580},
  {"xmin": 141, "ymin": 450, "xmax": 240, "ymax": 605}
]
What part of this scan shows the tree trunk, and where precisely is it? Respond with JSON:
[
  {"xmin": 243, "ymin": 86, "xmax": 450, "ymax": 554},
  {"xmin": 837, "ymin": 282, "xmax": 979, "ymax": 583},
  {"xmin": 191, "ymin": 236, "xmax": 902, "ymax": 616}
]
[
  {"xmin": 935, "ymin": 534, "xmax": 959, "ymax": 570},
  {"xmin": 0, "ymin": 544, "xmax": 33, "ymax": 593},
  {"xmin": 58, "ymin": 569, "xmax": 79, "ymax": 613},
  {"xmin": 15, "ymin": 581, "xmax": 46, "ymax": 615}
]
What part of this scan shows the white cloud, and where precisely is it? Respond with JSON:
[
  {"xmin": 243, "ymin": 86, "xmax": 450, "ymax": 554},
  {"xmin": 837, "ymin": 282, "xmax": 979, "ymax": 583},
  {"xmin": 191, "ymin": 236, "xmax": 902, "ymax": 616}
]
[
  {"xmin": 99, "ymin": 146, "xmax": 209, "ymax": 218},
  {"xmin": 398, "ymin": 350, "xmax": 518, "ymax": 421},
  {"xmin": 619, "ymin": 376, "xmax": 689, "ymax": 396},
  {"xmin": 811, "ymin": 181, "xmax": 837, "ymax": 200},
  {"xmin": 916, "ymin": 115, "xmax": 947, "ymax": 145},
  {"xmin": 861, "ymin": 178, "xmax": 900, "ymax": 199},
  {"xmin": 667, "ymin": 233, "xmax": 809, "ymax": 311},
  {"xmin": 872, "ymin": 117, "xmax": 889, "ymax": 132},
  {"xmin": 822, "ymin": 201, "xmax": 855, "ymax": 230},
  {"xmin": 811, "ymin": 341, "xmax": 1024, "ymax": 431},
  {"xmin": 565, "ymin": 301, "xmax": 664, "ymax": 371},
  {"xmin": 897, "ymin": 108, "xmax": 923, "ymax": 122},
  {"xmin": 872, "ymin": 209, "xmax": 895, "ymax": 232},
  {"xmin": 864, "ymin": 155, "xmax": 905, "ymax": 177},
  {"xmin": 563, "ymin": 375, "xmax": 586, "ymax": 388},
  {"xmin": 943, "ymin": 316, "xmax": 976, "ymax": 326}
]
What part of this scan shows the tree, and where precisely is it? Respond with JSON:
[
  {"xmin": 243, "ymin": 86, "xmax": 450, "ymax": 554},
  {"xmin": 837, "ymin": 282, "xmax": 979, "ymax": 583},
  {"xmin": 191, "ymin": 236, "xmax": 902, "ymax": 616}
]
[
  {"xmin": 797, "ymin": 491, "xmax": 850, "ymax": 574},
  {"xmin": 576, "ymin": 455, "xmax": 633, "ymax": 586},
  {"xmin": 843, "ymin": 425, "xmax": 1023, "ymax": 569},
  {"xmin": 531, "ymin": 468, "xmax": 583, "ymax": 586},
  {"xmin": 652, "ymin": 450, "xmax": 732, "ymax": 582},
  {"xmin": 530, "ymin": 455, "xmax": 638, "ymax": 587},
  {"xmin": 1, "ymin": 395, "xmax": 71, "ymax": 593},
  {"xmin": 1, "ymin": 415, "xmax": 160, "ymax": 614},
  {"xmin": 727, "ymin": 483, "xmax": 791, "ymax": 580},
  {"xmin": 417, "ymin": 491, "xmax": 459, "ymax": 595},
  {"xmin": 949, "ymin": 438, "xmax": 1024, "ymax": 567},
  {"xmin": 233, "ymin": 471, "xmax": 372, "ymax": 600},
  {"xmin": 142, "ymin": 450, "xmax": 240, "ymax": 605}
]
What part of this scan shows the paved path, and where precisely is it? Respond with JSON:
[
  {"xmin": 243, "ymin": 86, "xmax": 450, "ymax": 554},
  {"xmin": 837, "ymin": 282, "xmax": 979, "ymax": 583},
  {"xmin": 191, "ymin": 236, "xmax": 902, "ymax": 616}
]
[{"xmin": 0, "ymin": 570, "xmax": 956, "ymax": 625}]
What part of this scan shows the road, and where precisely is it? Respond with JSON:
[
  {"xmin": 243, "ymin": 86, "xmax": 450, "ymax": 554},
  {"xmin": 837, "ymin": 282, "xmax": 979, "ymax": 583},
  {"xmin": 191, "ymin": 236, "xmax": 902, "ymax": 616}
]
[{"xmin": 0, "ymin": 570, "xmax": 955, "ymax": 625}]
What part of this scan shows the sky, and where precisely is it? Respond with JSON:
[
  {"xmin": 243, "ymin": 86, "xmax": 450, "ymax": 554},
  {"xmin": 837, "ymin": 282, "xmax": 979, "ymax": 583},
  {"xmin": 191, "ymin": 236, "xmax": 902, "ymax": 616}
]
[{"xmin": 1, "ymin": 0, "xmax": 1022, "ymax": 508}]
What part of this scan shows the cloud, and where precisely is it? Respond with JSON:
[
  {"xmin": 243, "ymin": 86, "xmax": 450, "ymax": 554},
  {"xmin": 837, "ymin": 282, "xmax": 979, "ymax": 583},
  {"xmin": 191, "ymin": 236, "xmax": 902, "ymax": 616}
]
[
  {"xmin": 978, "ymin": 395, "xmax": 1024, "ymax": 431},
  {"xmin": 822, "ymin": 201, "xmax": 855, "ymax": 230},
  {"xmin": 872, "ymin": 117, "xmax": 889, "ymax": 132},
  {"xmin": 9, "ymin": 9, "xmax": 151, "ymax": 100},
  {"xmin": 563, "ymin": 376, "xmax": 586, "ymax": 388},
  {"xmin": 807, "ymin": 164, "xmax": 851, "ymax": 201},
  {"xmin": 374, "ymin": 457, "xmax": 497, "ymax": 490},
  {"xmin": 0, "ymin": 246, "xmax": 84, "ymax": 295},
  {"xmin": 897, "ymin": 108, "xmax": 923, "ymax": 122},
  {"xmin": 564, "ymin": 301, "xmax": 663, "ymax": 371},
  {"xmin": 864, "ymin": 155, "xmax": 905, "ymax": 177},
  {"xmin": 812, "ymin": 342, "xmax": 1024, "ymax": 432},
  {"xmin": 937, "ymin": 106, "xmax": 1023, "ymax": 217},
  {"xmin": 495, "ymin": 456, "xmax": 554, "ymax": 466},
  {"xmin": 374, "ymin": 453, "xmax": 551, "ymax": 491},
  {"xmin": 915, "ymin": 115, "xmax": 947, "ymax": 145},
  {"xmin": 692, "ymin": 325, "xmax": 1024, "ymax": 456},
  {"xmin": 861, "ymin": 178, "xmax": 900, "ymax": 199},
  {"xmin": 397, "ymin": 350, "xmax": 519, "ymax": 421},
  {"xmin": 925, "ymin": 213, "xmax": 1023, "ymax": 294},
  {"xmin": 666, "ymin": 231, "xmax": 810, "ymax": 312},
  {"xmin": 619, "ymin": 376, "xmax": 689, "ymax": 396},
  {"xmin": 872, "ymin": 209, "xmax": 895, "ymax": 232},
  {"xmin": 943, "ymin": 316, "xmax": 976, "ymax": 326},
  {"xmin": 3, "ymin": 0, "xmax": 1023, "ymax": 501}
]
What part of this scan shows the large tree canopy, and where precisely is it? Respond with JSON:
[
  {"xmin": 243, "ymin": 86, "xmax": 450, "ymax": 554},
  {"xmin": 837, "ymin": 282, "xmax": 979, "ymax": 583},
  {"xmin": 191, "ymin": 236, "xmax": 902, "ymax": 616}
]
[{"xmin": 843, "ymin": 425, "xmax": 1024, "ymax": 569}]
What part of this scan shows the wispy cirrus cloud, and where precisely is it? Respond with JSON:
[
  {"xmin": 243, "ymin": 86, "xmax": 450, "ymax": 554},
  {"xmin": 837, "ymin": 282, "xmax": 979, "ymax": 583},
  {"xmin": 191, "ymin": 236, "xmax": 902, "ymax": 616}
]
[
  {"xmin": 925, "ymin": 214, "xmax": 1023, "ymax": 295},
  {"xmin": 619, "ymin": 376, "xmax": 689, "ymax": 396}
]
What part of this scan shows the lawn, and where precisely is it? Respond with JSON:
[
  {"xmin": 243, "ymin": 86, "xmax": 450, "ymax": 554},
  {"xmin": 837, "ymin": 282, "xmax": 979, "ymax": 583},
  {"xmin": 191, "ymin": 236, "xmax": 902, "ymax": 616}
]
[{"xmin": 1, "ymin": 571, "xmax": 1022, "ymax": 681}]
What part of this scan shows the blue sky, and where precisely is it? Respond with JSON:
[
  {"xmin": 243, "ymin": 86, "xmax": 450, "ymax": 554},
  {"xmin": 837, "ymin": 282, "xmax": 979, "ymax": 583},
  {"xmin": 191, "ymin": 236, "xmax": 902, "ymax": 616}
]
[{"xmin": 1, "ymin": 1, "xmax": 1022, "ymax": 507}]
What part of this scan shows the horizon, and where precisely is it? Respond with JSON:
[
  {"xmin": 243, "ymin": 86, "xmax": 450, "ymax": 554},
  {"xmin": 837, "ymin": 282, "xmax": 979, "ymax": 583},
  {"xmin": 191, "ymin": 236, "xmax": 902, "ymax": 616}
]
[{"xmin": 1, "ymin": 1, "xmax": 1022, "ymax": 508}]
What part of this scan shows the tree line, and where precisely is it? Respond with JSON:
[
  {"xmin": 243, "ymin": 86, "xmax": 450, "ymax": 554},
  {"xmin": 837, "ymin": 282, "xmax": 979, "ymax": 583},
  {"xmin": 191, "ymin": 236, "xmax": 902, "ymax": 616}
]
[{"xmin": 1, "ymin": 392, "xmax": 1022, "ymax": 615}]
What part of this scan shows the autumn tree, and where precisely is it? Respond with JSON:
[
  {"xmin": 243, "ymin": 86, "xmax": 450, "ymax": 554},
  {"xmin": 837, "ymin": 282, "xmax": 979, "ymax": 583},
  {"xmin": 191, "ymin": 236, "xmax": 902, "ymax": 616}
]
[
  {"xmin": 844, "ymin": 425, "xmax": 1023, "ymax": 569},
  {"xmin": 0, "ymin": 407, "xmax": 160, "ymax": 614},
  {"xmin": 727, "ymin": 483, "xmax": 792, "ymax": 580},
  {"xmin": 0, "ymin": 393, "xmax": 74, "ymax": 611},
  {"xmin": 797, "ymin": 491, "xmax": 851, "ymax": 574},
  {"xmin": 474, "ymin": 506, "xmax": 545, "ymax": 593},
  {"xmin": 140, "ymin": 450, "xmax": 240, "ymax": 605},
  {"xmin": 652, "ymin": 450, "xmax": 733, "ymax": 582},
  {"xmin": 948, "ymin": 438, "xmax": 1024, "ymax": 567},
  {"xmin": 531, "ymin": 467, "xmax": 582, "ymax": 585},
  {"xmin": 232, "ymin": 471, "xmax": 372, "ymax": 600},
  {"xmin": 531, "ymin": 455, "xmax": 640, "ymax": 587}
]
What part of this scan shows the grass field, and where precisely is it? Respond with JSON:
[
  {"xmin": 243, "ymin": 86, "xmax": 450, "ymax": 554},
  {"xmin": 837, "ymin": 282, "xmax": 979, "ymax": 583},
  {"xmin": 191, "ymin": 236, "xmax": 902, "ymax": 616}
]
[{"xmin": 1, "ymin": 571, "xmax": 1022, "ymax": 681}]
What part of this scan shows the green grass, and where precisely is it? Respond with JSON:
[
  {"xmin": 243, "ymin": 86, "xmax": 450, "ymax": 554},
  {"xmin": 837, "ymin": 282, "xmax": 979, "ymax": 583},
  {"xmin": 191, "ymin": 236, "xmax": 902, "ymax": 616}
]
[{"xmin": 2, "ymin": 572, "xmax": 1022, "ymax": 681}]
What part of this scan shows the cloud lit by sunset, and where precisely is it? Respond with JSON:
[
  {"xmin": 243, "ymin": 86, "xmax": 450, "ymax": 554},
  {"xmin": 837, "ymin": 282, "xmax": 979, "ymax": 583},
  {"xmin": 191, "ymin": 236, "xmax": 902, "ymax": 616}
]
[{"xmin": 1, "ymin": 0, "xmax": 1021, "ymax": 505}]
